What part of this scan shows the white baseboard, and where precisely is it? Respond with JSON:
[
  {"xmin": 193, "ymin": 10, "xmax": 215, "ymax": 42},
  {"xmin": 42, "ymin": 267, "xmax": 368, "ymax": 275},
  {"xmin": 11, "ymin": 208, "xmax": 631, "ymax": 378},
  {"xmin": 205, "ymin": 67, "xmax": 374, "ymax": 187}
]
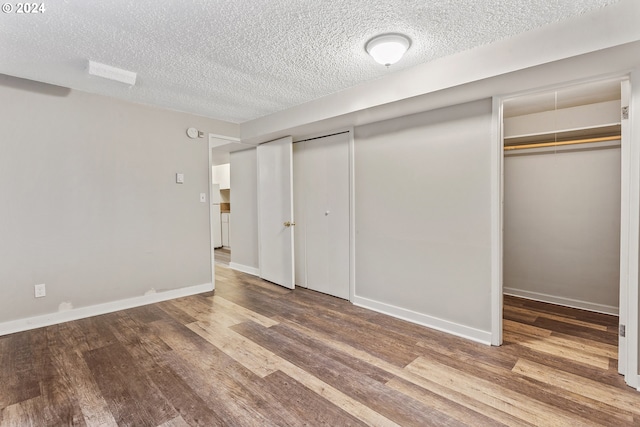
[
  {"xmin": 351, "ymin": 295, "xmax": 492, "ymax": 345},
  {"xmin": 504, "ymin": 287, "xmax": 619, "ymax": 316},
  {"xmin": 229, "ymin": 262, "xmax": 260, "ymax": 277},
  {"xmin": 0, "ymin": 282, "xmax": 213, "ymax": 337}
]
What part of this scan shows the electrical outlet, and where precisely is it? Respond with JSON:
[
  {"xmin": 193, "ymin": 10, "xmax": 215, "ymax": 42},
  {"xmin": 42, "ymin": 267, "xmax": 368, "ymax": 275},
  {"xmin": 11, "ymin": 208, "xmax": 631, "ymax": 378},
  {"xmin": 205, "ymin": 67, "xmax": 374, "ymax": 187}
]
[{"xmin": 34, "ymin": 283, "xmax": 46, "ymax": 298}]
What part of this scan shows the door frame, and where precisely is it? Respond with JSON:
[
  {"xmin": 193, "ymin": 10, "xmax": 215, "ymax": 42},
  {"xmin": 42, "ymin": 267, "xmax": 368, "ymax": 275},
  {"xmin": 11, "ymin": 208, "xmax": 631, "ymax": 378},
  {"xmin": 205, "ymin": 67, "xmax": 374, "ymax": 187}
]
[
  {"xmin": 490, "ymin": 72, "xmax": 640, "ymax": 390},
  {"xmin": 208, "ymin": 134, "xmax": 241, "ymax": 290}
]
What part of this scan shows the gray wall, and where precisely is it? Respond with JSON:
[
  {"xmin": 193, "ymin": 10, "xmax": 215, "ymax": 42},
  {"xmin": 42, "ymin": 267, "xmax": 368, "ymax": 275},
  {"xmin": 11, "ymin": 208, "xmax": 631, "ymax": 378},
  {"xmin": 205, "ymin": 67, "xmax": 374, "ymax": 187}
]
[
  {"xmin": 504, "ymin": 146, "xmax": 621, "ymax": 312},
  {"xmin": 354, "ymin": 99, "xmax": 494, "ymax": 334},
  {"xmin": 230, "ymin": 149, "xmax": 259, "ymax": 270},
  {"xmin": 0, "ymin": 75, "xmax": 238, "ymax": 324}
]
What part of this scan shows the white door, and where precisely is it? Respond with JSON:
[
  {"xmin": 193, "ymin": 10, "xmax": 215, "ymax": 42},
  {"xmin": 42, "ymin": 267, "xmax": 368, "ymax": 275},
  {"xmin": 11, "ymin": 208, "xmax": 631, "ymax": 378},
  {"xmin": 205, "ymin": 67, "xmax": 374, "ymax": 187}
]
[
  {"xmin": 257, "ymin": 136, "xmax": 295, "ymax": 289},
  {"xmin": 294, "ymin": 133, "xmax": 350, "ymax": 299}
]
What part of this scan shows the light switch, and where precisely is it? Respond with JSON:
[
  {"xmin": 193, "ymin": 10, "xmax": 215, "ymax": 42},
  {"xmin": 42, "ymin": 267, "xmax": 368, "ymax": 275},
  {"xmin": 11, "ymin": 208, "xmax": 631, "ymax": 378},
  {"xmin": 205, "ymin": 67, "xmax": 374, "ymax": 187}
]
[
  {"xmin": 34, "ymin": 283, "xmax": 46, "ymax": 298},
  {"xmin": 176, "ymin": 173, "xmax": 184, "ymax": 184},
  {"xmin": 200, "ymin": 193, "xmax": 206, "ymax": 203}
]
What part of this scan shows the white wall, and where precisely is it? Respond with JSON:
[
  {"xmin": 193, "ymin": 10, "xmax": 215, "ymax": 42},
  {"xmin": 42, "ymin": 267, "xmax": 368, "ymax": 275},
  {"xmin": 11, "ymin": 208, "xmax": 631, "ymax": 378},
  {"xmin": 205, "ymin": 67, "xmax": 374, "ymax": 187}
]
[
  {"xmin": 504, "ymin": 146, "xmax": 621, "ymax": 314},
  {"xmin": 229, "ymin": 149, "xmax": 259, "ymax": 273},
  {"xmin": 353, "ymin": 99, "xmax": 493, "ymax": 342},
  {"xmin": 504, "ymin": 100, "xmax": 620, "ymax": 138},
  {"xmin": 0, "ymin": 74, "xmax": 239, "ymax": 330},
  {"xmin": 211, "ymin": 151, "xmax": 230, "ymax": 166}
]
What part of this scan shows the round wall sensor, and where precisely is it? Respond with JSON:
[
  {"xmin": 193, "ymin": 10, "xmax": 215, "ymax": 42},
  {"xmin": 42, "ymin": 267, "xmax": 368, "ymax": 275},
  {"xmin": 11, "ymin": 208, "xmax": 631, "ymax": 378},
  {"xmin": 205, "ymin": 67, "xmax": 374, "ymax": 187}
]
[{"xmin": 186, "ymin": 127, "xmax": 198, "ymax": 139}]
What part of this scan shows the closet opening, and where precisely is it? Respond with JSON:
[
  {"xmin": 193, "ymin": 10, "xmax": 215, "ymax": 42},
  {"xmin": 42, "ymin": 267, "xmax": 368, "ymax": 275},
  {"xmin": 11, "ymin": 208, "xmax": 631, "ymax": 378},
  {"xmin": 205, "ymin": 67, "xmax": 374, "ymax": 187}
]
[{"xmin": 501, "ymin": 77, "xmax": 625, "ymax": 375}]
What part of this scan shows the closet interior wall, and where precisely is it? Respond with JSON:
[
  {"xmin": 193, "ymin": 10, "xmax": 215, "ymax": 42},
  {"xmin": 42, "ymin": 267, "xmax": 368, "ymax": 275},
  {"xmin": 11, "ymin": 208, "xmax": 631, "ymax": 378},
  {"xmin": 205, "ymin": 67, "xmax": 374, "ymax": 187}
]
[{"xmin": 503, "ymin": 83, "xmax": 622, "ymax": 315}]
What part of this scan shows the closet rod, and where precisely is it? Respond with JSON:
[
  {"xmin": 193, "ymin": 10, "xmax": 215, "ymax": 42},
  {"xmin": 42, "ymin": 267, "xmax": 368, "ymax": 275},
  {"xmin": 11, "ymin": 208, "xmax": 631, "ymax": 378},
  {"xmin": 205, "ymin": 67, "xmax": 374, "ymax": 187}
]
[{"xmin": 504, "ymin": 135, "xmax": 621, "ymax": 151}]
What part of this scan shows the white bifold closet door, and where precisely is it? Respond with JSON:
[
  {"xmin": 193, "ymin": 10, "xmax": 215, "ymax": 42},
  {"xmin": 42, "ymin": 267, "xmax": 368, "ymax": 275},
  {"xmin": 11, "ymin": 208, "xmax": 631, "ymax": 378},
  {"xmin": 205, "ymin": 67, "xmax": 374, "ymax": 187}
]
[{"xmin": 293, "ymin": 132, "xmax": 350, "ymax": 300}]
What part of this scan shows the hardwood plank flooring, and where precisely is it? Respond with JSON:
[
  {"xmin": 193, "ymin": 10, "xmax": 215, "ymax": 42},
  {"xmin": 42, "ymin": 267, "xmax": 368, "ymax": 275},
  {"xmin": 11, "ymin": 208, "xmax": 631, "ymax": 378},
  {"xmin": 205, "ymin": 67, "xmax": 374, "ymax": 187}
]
[
  {"xmin": 1, "ymin": 267, "xmax": 638, "ymax": 426},
  {"xmin": 214, "ymin": 248, "xmax": 231, "ymax": 267}
]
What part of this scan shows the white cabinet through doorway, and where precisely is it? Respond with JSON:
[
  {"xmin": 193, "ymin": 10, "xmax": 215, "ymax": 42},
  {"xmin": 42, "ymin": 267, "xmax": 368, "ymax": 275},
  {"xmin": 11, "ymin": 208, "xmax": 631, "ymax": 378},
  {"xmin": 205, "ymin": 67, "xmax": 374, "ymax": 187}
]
[
  {"xmin": 221, "ymin": 212, "xmax": 230, "ymax": 248},
  {"xmin": 213, "ymin": 164, "xmax": 231, "ymax": 190},
  {"xmin": 293, "ymin": 132, "xmax": 350, "ymax": 300}
]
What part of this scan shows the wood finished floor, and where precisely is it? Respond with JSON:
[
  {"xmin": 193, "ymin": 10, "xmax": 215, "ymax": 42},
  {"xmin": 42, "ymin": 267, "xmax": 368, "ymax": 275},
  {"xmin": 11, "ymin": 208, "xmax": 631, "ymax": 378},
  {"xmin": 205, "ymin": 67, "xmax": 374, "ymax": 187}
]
[
  {"xmin": 1, "ymin": 265, "xmax": 637, "ymax": 426},
  {"xmin": 214, "ymin": 248, "xmax": 231, "ymax": 267}
]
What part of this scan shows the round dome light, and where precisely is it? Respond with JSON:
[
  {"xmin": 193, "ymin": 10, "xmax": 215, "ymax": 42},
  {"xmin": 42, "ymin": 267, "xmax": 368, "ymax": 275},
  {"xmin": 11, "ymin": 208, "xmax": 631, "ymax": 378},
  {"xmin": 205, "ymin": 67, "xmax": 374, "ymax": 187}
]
[{"xmin": 366, "ymin": 34, "xmax": 411, "ymax": 66}]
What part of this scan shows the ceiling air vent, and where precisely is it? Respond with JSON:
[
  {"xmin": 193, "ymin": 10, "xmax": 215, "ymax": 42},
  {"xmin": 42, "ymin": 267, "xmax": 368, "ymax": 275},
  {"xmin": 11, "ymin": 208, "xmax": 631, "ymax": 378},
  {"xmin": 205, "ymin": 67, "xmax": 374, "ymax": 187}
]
[{"xmin": 88, "ymin": 61, "xmax": 137, "ymax": 86}]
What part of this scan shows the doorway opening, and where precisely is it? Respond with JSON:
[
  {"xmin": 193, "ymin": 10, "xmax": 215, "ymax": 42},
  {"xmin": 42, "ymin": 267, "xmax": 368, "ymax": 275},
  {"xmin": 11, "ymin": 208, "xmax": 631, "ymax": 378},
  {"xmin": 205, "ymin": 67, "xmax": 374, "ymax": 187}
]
[
  {"xmin": 212, "ymin": 158, "xmax": 231, "ymax": 267},
  {"xmin": 208, "ymin": 133, "xmax": 241, "ymax": 279},
  {"xmin": 500, "ymin": 77, "xmax": 629, "ymax": 381}
]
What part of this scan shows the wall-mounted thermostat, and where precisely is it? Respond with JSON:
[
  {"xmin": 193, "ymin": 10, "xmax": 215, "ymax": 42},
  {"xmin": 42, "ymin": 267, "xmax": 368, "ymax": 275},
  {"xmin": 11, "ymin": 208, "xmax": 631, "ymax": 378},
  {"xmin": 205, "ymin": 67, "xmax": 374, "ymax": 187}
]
[{"xmin": 176, "ymin": 173, "xmax": 185, "ymax": 184}]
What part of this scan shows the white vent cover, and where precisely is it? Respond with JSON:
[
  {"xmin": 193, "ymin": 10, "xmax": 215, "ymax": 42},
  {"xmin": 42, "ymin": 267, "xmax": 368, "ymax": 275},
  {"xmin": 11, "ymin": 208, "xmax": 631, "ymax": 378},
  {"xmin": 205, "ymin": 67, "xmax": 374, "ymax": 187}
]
[{"xmin": 88, "ymin": 61, "xmax": 137, "ymax": 86}]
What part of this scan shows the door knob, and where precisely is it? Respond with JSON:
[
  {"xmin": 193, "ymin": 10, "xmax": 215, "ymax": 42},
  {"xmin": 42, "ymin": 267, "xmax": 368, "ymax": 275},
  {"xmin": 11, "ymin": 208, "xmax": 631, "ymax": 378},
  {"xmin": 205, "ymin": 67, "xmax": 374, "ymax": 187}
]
[{"xmin": 284, "ymin": 221, "xmax": 296, "ymax": 227}]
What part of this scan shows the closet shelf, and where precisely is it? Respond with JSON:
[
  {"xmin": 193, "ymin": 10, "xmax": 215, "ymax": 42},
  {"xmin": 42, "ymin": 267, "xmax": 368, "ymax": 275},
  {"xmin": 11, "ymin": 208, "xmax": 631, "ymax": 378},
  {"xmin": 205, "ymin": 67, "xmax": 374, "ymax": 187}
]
[{"xmin": 504, "ymin": 135, "xmax": 621, "ymax": 151}]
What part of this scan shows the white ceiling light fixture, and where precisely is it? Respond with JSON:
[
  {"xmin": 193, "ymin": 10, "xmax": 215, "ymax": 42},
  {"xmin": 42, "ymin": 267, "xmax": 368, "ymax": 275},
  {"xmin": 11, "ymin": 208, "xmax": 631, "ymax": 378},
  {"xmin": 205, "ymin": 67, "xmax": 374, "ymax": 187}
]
[{"xmin": 366, "ymin": 33, "xmax": 411, "ymax": 67}]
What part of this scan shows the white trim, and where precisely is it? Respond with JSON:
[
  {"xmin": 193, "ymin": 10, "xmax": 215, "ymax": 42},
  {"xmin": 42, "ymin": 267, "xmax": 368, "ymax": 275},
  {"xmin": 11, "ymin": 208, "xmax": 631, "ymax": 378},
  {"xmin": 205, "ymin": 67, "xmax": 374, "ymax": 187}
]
[
  {"xmin": 504, "ymin": 288, "xmax": 619, "ymax": 316},
  {"xmin": 625, "ymin": 70, "xmax": 640, "ymax": 389},
  {"xmin": 619, "ymin": 78, "xmax": 631, "ymax": 376},
  {"xmin": 229, "ymin": 262, "xmax": 260, "ymax": 277},
  {"xmin": 352, "ymin": 295, "xmax": 492, "ymax": 345},
  {"xmin": 0, "ymin": 283, "xmax": 212, "ymax": 337},
  {"xmin": 208, "ymin": 139, "xmax": 216, "ymax": 290},
  {"xmin": 348, "ymin": 127, "xmax": 356, "ymax": 304},
  {"xmin": 490, "ymin": 96, "xmax": 503, "ymax": 346}
]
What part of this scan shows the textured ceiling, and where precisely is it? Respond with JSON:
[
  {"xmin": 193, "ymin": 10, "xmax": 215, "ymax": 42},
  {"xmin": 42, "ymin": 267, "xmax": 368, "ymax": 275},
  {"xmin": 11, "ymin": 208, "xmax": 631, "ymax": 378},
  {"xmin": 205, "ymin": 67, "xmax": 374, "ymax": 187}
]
[{"xmin": 0, "ymin": 0, "xmax": 620, "ymax": 123}]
